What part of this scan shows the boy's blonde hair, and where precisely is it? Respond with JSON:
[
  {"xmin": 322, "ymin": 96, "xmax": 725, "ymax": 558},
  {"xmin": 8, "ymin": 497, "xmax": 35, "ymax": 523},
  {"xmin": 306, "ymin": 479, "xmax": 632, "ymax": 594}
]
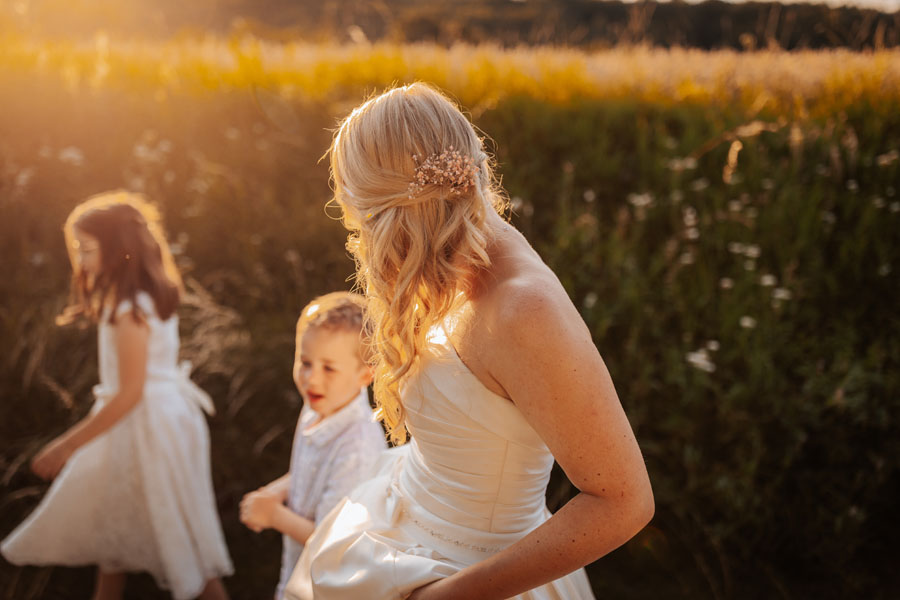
[
  {"xmin": 328, "ymin": 83, "xmax": 506, "ymax": 444},
  {"xmin": 297, "ymin": 292, "xmax": 372, "ymax": 364}
]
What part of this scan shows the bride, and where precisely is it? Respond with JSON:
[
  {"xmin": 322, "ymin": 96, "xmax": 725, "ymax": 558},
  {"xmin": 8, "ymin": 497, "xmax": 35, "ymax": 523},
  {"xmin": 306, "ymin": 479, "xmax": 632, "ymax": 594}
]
[{"xmin": 286, "ymin": 82, "xmax": 654, "ymax": 600}]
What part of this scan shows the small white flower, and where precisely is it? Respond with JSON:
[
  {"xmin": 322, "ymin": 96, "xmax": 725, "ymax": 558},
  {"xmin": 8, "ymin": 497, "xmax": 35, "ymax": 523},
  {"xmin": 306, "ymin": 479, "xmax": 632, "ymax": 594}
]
[
  {"xmin": 679, "ymin": 252, "xmax": 695, "ymax": 265},
  {"xmin": 773, "ymin": 287, "xmax": 793, "ymax": 301},
  {"xmin": 583, "ymin": 292, "xmax": 598, "ymax": 310},
  {"xmin": 685, "ymin": 227, "xmax": 700, "ymax": 240},
  {"xmin": 743, "ymin": 244, "xmax": 761, "ymax": 258},
  {"xmin": 284, "ymin": 249, "xmax": 301, "ymax": 264},
  {"xmin": 728, "ymin": 200, "xmax": 742, "ymax": 212},
  {"xmin": 510, "ymin": 196, "xmax": 523, "ymax": 212},
  {"xmin": 728, "ymin": 242, "xmax": 745, "ymax": 254},
  {"xmin": 719, "ymin": 277, "xmax": 734, "ymax": 290},
  {"xmin": 705, "ymin": 340, "xmax": 720, "ymax": 352},
  {"xmin": 739, "ymin": 316, "xmax": 757, "ymax": 329},
  {"xmin": 682, "ymin": 206, "xmax": 698, "ymax": 227},
  {"xmin": 759, "ymin": 274, "xmax": 777, "ymax": 287},
  {"xmin": 30, "ymin": 252, "xmax": 46, "ymax": 267},
  {"xmin": 666, "ymin": 157, "xmax": 697, "ymax": 172},
  {"xmin": 686, "ymin": 350, "xmax": 716, "ymax": 373},
  {"xmin": 133, "ymin": 143, "xmax": 161, "ymax": 163},
  {"xmin": 689, "ymin": 178, "xmax": 710, "ymax": 192},
  {"xmin": 876, "ymin": 150, "xmax": 899, "ymax": 167},
  {"xmin": 187, "ymin": 178, "xmax": 210, "ymax": 195},
  {"xmin": 627, "ymin": 192, "xmax": 653, "ymax": 208},
  {"xmin": 583, "ymin": 189, "xmax": 596, "ymax": 203},
  {"xmin": 15, "ymin": 167, "xmax": 36, "ymax": 189},
  {"xmin": 58, "ymin": 146, "xmax": 85, "ymax": 166}
]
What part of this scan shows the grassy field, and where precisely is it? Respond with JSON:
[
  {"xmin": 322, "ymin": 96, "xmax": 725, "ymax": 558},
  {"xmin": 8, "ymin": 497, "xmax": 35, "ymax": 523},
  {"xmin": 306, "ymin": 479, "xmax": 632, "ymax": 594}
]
[{"xmin": 1, "ymin": 36, "xmax": 898, "ymax": 599}]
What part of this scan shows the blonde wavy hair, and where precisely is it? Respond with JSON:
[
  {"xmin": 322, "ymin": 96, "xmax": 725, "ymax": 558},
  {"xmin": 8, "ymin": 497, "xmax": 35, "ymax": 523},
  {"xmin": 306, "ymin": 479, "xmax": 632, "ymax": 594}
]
[{"xmin": 329, "ymin": 83, "xmax": 506, "ymax": 444}]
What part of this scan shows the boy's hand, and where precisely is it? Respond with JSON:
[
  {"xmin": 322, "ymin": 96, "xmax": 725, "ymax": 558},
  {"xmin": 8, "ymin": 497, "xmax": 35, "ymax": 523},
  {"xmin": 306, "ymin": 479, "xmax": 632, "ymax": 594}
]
[
  {"xmin": 257, "ymin": 473, "xmax": 290, "ymax": 502},
  {"xmin": 240, "ymin": 490, "xmax": 281, "ymax": 532}
]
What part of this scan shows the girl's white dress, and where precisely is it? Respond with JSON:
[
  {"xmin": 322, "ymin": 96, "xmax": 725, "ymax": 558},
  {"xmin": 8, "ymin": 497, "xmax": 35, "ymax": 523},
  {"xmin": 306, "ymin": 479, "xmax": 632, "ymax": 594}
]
[
  {"xmin": 285, "ymin": 320, "xmax": 595, "ymax": 600},
  {"xmin": 1, "ymin": 292, "xmax": 233, "ymax": 600}
]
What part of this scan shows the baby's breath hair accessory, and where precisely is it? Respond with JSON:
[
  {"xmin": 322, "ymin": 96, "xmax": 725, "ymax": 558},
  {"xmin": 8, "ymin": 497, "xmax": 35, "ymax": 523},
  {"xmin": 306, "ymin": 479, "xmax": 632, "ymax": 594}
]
[{"xmin": 408, "ymin": 146, "xmax": 479, "ymax": 200}]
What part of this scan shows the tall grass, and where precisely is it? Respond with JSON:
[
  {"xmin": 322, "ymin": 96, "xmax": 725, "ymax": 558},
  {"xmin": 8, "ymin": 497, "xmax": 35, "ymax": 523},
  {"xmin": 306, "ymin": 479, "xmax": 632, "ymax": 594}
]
[{"xmin": 0, "ymin": 36, "xmax": 898, "ymax": 599}]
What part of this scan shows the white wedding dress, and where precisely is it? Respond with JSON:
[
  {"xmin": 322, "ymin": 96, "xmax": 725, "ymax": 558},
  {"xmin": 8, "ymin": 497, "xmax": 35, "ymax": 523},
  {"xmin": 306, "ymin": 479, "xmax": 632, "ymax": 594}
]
[
  {"xmin": 1, "ymin": 292, "xmax": 233, "ymax": 600},
  {"xmin": 285, "ymin": 318, "xmax": 594, "ymax": 599}
]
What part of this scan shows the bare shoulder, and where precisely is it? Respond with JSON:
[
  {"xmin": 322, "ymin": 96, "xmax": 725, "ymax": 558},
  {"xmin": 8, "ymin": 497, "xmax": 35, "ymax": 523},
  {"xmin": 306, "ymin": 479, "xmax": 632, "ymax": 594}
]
[{"xmin": 480, "ymin": 269, "xmax": 589, "ymax": 352}]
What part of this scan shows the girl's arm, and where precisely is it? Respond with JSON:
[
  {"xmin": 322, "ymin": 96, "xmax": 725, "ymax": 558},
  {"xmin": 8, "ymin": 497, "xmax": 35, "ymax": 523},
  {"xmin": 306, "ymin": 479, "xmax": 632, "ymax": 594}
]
[
  {"xmin": 410, "ymin": 283, "xmax": 654, "ymax": 600},
  {"xmin": 32, "ymin": 315, "xmax": 149, "ymax": 480}
]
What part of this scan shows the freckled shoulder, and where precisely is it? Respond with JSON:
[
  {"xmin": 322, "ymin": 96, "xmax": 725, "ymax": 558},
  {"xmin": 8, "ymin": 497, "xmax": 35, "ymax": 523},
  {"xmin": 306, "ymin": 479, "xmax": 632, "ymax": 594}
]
[{"xmin": 481, "ymin": 273, "xmax": 574, "ymax": 346}]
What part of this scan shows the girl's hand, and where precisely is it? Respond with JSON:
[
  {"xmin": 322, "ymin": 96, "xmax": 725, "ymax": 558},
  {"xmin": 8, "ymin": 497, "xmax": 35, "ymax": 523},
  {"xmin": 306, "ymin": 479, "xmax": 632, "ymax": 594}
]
[
  {"xmin": 31, "ymin": 437, "xmax": 74, "ymax": 481},
  {"xmin": 240, "ymin": 490, "xmax": 280, "ymax": 532}
]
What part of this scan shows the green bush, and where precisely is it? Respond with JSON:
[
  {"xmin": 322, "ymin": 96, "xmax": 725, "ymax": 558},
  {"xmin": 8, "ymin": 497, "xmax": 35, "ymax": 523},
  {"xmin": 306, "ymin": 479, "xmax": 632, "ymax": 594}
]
[{"xmin": 1, "ymin": 77, "xmax": 898, "ymax": 598}]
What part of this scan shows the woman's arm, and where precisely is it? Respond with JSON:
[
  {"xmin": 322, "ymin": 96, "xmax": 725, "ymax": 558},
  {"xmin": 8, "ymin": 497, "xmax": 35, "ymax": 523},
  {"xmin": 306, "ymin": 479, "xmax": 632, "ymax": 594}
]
[
  {"xmin": 411, "ymin": 281, "xmax": 654, "ymax": 600},
  {"xmin": 32, "ymin": 315, "xmax": 149, "ymax": 480}
]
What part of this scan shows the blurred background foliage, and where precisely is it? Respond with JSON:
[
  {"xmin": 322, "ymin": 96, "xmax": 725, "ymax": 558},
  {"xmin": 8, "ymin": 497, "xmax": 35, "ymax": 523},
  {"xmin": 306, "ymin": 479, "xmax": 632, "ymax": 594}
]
[
  {"xmin": 1, "ymin": 29, "xmax": 899, "ymax": 600},
  {"xmin": 2, "ymin": 0, "xmax": 900, "ymax": 49}
]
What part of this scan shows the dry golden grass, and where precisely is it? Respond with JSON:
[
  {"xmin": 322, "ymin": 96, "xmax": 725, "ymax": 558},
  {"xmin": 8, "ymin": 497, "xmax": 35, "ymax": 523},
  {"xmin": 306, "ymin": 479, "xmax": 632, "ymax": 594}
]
[{"xmin": 3, "ymin": 33, "xmax": 899, "ymax": 117}]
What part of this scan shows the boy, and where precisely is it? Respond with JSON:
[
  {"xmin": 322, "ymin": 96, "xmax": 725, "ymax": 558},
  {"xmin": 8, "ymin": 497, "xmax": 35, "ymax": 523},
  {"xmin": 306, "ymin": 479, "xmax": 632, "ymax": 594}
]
[{"xmin": 240, "ymin": 292, "xmax": 386, "ymax": 600}]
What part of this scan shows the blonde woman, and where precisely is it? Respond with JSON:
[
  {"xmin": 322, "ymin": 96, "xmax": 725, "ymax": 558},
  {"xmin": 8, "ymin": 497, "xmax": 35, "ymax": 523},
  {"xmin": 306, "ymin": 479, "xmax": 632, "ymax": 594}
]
[{"xmin": 285, "ymin": 83, "xmax": 654, "ymax": 600}]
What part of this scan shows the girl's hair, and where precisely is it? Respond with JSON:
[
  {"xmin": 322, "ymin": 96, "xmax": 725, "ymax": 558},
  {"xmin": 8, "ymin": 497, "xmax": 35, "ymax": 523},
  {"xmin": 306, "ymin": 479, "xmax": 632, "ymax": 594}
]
[
  {"xmin": 328, "ymin": 82, "xmax": 506, "ymax": 444},
  {"xmin": 57, "ymin": 190, "xmax": 182, "ymax": 325},
  {"xmin": 296, "ymin": 291, "xmax": 373, "ymax": 364}
]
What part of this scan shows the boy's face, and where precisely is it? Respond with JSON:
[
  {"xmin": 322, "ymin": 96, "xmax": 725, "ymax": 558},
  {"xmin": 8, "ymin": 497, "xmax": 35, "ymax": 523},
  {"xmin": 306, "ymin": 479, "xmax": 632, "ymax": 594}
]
[{"xmin": 293, "ymin": 326, "xmax": 372, "ymax": 419}]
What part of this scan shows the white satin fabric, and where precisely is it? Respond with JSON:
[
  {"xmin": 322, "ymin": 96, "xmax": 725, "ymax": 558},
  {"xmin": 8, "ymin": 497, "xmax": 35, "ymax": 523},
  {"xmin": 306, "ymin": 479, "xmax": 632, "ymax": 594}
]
[
  {"xmin": 285, "ymin": 321, "xmax": 594, "ymax": 599},
  {"xmin": 1, "ymin": 293, "xmax": 233, "ymax": 600}
]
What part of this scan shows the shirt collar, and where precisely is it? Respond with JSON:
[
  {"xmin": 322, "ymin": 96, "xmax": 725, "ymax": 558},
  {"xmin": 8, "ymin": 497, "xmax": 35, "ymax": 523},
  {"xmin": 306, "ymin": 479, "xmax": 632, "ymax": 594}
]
[{"xmin": 300, "ymin": 387, "xmax": 375, "ymax": 448}]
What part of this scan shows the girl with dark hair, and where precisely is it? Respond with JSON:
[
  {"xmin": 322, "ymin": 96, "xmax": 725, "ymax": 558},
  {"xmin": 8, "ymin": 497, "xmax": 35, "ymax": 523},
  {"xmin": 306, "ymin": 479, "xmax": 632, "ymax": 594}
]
[{"xmin": 1, "ymin": 191, "xmax": 233, "ymax": 600}]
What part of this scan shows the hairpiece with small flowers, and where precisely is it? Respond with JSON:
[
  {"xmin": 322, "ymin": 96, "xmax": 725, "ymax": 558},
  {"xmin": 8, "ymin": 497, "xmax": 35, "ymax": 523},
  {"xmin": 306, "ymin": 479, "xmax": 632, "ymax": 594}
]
[{"xmin": 408, "ymin": 146, "xmax": 479, "ymax": 200}]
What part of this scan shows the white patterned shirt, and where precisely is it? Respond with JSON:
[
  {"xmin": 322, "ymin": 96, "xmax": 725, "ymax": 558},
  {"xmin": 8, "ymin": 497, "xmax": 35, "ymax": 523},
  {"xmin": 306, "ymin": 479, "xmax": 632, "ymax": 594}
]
[{"xmin": 276, "ymin": 388, "xmax": 386, "ymax": 600}]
